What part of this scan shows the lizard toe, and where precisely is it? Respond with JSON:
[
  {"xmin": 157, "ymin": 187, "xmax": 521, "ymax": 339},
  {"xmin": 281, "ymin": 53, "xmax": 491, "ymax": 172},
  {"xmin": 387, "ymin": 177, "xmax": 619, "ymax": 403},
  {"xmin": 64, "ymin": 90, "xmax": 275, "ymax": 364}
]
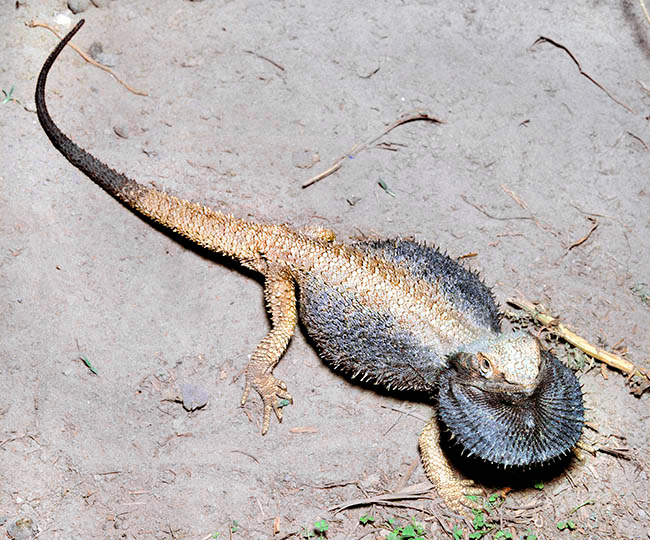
[
  {"xmin": 244, "ymin": 373, "xmax": 293, "ymax": 435},
  {"xmin": 436, "ymin": 478, "xmax": 484, "ymax": 514}
]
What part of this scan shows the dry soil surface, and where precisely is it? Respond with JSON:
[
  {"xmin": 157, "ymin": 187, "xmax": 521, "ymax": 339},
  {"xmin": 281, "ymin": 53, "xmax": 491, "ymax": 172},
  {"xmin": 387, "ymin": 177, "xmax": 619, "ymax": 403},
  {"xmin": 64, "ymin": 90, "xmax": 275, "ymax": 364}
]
[{"xmin": 1, "ymin": 1, "xmax": 649, "ymax": 539}]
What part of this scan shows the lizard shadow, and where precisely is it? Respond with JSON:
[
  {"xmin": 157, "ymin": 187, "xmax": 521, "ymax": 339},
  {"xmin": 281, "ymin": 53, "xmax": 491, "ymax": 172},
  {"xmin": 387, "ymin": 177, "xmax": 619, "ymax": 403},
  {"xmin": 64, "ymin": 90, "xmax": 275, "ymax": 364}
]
[
  {"xmin": 291, "ymin": 340, "xmax": 576, "ymax": 492},
  {"xmin": 135, "ymin": 207, "xmax": 266, "ymax": 282},
  {"xmin": 439, "ymin": 426, "xmax": 577, "ymax": 491}
]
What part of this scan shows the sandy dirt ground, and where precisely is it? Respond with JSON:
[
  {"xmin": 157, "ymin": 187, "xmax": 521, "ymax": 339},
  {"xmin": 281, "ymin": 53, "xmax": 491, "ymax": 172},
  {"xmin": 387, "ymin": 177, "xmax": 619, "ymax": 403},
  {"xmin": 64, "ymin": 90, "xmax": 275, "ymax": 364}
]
[{"xmin": 1, "ymin": 1, "xmax": 649, "ymax": 539}]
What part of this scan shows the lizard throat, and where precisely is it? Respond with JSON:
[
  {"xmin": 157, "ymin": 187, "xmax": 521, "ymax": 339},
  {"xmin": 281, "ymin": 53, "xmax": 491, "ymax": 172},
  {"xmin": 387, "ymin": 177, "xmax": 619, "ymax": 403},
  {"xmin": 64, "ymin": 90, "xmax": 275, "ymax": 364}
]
[{"xmin": 436, "ymin": 351, "xmax": 584, "ymax": 467}]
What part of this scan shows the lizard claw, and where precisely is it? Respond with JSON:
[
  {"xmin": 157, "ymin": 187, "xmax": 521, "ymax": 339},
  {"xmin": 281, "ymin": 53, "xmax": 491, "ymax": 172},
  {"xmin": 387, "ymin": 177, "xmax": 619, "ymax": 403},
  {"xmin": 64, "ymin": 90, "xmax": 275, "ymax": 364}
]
[
  {"xmin": 241, "ymin": 373, "xmax": 293, "ymax": 435},
  {"xmin": 437, "ymin": 478, "xmax": 484, "ymax": 513}
]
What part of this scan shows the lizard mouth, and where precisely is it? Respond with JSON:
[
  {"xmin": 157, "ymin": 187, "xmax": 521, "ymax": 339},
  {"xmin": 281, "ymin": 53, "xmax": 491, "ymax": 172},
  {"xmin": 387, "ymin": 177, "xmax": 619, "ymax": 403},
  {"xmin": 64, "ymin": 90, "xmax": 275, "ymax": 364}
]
[{"xmin": 436, "ymin": 351, "xmax": 584, "ymax": 467}]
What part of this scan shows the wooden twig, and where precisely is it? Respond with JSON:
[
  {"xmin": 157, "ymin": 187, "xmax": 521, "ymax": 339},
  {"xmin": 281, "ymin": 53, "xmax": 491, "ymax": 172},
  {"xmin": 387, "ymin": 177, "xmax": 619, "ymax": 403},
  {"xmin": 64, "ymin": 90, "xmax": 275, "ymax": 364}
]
[
  {"xmin": 626, "ymin": 131, "xmax": 649, "ymax": 152},
  {"xmin": 460, "ymin": 194, "xmax": 534, "ymax": 221},
  {"xmin": 302, "ymin": 110, "xmax": 443, "ymax": 188},
  {"xmin": 531, "ymin": 36, "xmax": 633, "ymax": 113},
  {"xmin": 639, "ymin": 80, "xmax": 650, "ymax": 97},
  {"xmin": 28, "ymin": 20, "xmax": 148, "ymax": 96},
  {"xmin": 243, "ymin": 49, "xmax": 285, "ymax": 71},
  {"xmin": 501, "ymin": 184, "xmax": 528, "ymax": 209},
  {"xmin": 396, "ymin": 457, "xmax": 420, "ymax": 492},
  {"xmin": 507, "ymin": 296, "xmax": 646, "ymax": 379},
  {"xmin": 329, "ymin": 481, "xmax": 436, "ymax": 513},
  {"xmin": 641, "ymin": 0, "xmax": 650, "ymax": 25},
  {"xmin": 567, "ymin": 217, "xmax": 598, "ymax": 251}
]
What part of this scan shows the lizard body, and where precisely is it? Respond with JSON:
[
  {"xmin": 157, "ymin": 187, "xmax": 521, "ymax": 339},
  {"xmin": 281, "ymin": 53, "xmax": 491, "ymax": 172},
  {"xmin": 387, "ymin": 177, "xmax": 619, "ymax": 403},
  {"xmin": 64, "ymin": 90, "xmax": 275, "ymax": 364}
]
[{"xmin": 36, "ymin": 21, "xmax": 584, "ymax": 511}]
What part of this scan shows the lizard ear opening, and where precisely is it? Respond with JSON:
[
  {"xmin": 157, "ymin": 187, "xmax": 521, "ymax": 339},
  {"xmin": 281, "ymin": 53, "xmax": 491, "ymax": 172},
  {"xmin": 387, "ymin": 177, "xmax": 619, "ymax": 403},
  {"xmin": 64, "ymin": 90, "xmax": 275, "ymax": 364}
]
[{"xmin": 436, "ymin": 351, "xmax": 584, "ymax": 467}]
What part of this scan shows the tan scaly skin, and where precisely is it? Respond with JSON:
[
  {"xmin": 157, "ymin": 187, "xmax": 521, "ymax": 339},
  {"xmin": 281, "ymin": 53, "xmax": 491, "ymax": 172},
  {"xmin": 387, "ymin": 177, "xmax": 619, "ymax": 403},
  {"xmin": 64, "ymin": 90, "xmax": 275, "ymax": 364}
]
[{"xmin": 35, "ymin": 21, "xmax": 584, "ymax": 513}]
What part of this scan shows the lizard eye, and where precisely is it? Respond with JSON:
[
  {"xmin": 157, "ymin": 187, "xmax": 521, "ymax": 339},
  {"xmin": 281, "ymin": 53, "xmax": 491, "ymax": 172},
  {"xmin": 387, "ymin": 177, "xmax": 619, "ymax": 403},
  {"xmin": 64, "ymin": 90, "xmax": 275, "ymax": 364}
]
[{"xmin": 476, "ymin": 353, "xmax": 494, "ymax": 378}]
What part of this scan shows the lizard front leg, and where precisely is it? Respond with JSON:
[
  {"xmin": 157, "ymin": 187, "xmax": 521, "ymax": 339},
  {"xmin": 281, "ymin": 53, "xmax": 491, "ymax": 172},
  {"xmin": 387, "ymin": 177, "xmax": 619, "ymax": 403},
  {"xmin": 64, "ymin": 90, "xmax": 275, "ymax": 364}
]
[
  {"xmin": 241, "ymin": 266, "xmax": 298, "ymax": 435},
  {"xmin": 419, "ymin": 416, "xmax": 484, "ymax": 512}
]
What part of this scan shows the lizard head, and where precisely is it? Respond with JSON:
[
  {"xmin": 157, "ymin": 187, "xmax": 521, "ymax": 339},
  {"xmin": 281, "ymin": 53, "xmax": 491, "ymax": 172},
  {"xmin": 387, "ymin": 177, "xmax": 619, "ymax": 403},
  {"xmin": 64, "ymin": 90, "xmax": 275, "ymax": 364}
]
[{"xmin": 437, "ymin": 332, "xmax": 584, "ymax": 467}]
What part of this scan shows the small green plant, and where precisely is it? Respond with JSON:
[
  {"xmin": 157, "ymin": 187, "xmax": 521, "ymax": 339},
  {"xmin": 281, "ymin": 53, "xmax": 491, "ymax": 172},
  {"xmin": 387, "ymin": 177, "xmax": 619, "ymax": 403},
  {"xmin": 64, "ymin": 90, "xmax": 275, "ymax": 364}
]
[
  {"xmin": 570, "ymin": 500, "xmax": 594, "ymax": 514},
  {"xmin": 314, "ymin": 519, "xmax": 328, "ymax": 535},
  {"xmin": 472, "ymin": 509, "xmax": 487, "ymax": 529},
  {"xmin": 557, "ymin": 520, "xmax": 577, "ymax": 531},
  {"xmin": 230, "ymin": 520, "xmax": 239, "ymax": 533},
  {"xmin": 486, "ymin": 493, "xmax": 505, "ymax": 510},
  {"xmin": 303, "ymin": 519, "xmax": 328, "ymax": 538},
  {"xmin": 533, "ymin": 481, "xmax": 544, "ymax": 490},
  {"xmin": 378, "ymin": 178, "xmax": 396, "ymax": 197},
  {"xmin": 2, "ymin": 86, "xmax": 20, "ymax": 105},
  {"xmin": 523, "ymin": 528, "xmax": 538, "ymax": 540},
  {"xmin": 631, "ymin": 282, "xmax": 650, "ymax": 306},
  {"xmin": 468, "ymin": 508, "xmax": 494, "ymax": 539},
  {"xmin": 494, "ymin": 530, "xmax": 513, "ymax": 539},
  {"xmin": 80, "ymin": 355, "xmax": 98, "ymax": 375},
  {"xmin": 388, "ymin": 521, "xmax": 425, "ymax": 539},
  {"xmin": 553, "ymin": 498, "xmax": 592, "ymax": 534},
  {"xmin": 452, "ymin": 525, "xmax": 463, "ymax": 540},
  {"xmin": 359, "ymin": 516, "xmax": 429, "ymax": 539}
]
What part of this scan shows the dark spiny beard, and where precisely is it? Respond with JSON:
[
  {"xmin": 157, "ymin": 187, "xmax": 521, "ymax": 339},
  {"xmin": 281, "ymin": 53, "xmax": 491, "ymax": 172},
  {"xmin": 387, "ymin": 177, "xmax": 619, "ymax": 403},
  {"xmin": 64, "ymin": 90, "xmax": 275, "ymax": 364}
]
[{"xmin": 436, "ymin": 351, "xmax": 584, "ymax": 467}]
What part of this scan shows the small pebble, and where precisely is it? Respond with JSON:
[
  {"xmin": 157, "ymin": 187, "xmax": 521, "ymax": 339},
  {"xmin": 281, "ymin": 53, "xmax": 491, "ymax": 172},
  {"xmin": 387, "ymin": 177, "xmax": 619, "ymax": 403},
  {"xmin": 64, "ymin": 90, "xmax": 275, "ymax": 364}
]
[
  {"xmin": 87, "ymin": 42, "xmax": 116, "ymax": 67},
  {"xmin": 67, "ymin": 0, "xmax": 89, "ymax": 14},
  {"xmin": 356, "ymin": 61, "xmax": 380, "ymax": 79},
  {"xmin": 6, "ymin": 517, "xmax": 38, "ymax": 540},
  {"xmin": 291, "ymin": 149, "xmax": 319, "ymax": 169},
  {"xmin": 113, "ymin": 123, "xmax": 129, "ymax": 139},
  {"xmin": 55, "ymin": 14, "xmax": 72, "ymax": 26},
  {"xmin": 180, "ymin": 383, "xmax": 209, "ymax": 411},
  {"xmin": 180, "ymin": 56, "xmax": 204, "ymax": 68},
  {"xmin": 159, "ymin": 469, "xmax": 176, "ymax": 484}
]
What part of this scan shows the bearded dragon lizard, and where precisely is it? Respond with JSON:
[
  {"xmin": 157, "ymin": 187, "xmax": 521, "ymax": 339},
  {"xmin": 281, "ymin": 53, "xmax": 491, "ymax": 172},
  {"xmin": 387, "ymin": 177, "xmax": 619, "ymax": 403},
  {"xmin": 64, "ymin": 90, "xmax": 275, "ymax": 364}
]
[{"xmin": 35, "ymin": 20, "xmax": 584, "ymax": 511}]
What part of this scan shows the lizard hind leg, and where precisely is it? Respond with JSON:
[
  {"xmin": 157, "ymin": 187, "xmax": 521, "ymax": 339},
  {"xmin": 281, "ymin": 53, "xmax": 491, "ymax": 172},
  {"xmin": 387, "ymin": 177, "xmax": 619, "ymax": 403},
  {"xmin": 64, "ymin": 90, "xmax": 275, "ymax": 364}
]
[
  {"xmin": 419, "ymin": 416, "xmax": 484, "ymax": 513},
  {"xmin": 240, "ymin": 266, "xmax": 298, "ymax": 435}
]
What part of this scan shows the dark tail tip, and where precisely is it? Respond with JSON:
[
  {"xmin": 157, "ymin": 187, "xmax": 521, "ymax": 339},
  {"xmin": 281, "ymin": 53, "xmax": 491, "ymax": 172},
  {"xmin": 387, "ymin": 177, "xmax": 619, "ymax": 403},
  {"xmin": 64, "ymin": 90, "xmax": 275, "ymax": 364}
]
[
  {"xmin": 35, "ymin": 19, "xmax": 139, "ymax": 200},
  {"xmin": 35, "ymin": 19, "xmax": 85, "ymax": 128}
]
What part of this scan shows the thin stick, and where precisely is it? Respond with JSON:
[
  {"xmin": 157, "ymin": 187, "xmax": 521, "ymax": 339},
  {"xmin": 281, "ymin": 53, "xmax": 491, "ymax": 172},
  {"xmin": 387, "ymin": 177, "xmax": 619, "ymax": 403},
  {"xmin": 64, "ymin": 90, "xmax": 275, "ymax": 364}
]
[
  {"xmin": 567, "ymin": 217, "xmax": 598, "ymax": 251},
  {"xmin": 302, "ymin": 110, "xmax": 443, "ymax": 188},
  {"xmin": 641, "ymin": 0, "xmax": 650, "ymax": 25},
  {"xmin": 329, "ymin": 481, "xmax": 435, "ymax": 513},
  {"xmin": 244, "ymin": 50, "xmax": 285, "ymax": 71},
  {"xmin": 507, "ymin": 296, "xmax": 645, "ymax": 378},
  {"xmin": 501, "ymin": 184, "xmax": 528, "ymax": 209},
  {"xmin": 626, "ymin": 131, "xmax": 649, "ymax": 152},
  {"xmin": 531, "ymin": 36, "xmax": 633, "ymax": 113},
  {"xmin": 28, "ymin": 20, "xmax": 148, "ymax": 96},
  {"xmin": 460, "ymin": 194, "xmax": 533, "ymax": 221},
  {"xmin": 396, "ymin": 456, "xmax": 420, "ymax": 492},
  {"xmin": 639, "ymin": 80, "xmax": 650, "ymax": 97}
]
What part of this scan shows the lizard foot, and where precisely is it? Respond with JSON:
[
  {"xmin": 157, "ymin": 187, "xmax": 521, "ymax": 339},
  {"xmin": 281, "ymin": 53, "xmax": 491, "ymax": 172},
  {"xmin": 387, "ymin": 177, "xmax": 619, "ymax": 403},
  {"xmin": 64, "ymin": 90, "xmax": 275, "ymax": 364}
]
[
  {"xmin": 419, "ymin": 417, "xmax": 484, "ymax": 514},
  {"xmin": 241, "ymin": 372, "xmax": 293, "ymax": 435},
  {"xmin": 435, "ymin": 477, "xmax": 484, "ymax": 513}
]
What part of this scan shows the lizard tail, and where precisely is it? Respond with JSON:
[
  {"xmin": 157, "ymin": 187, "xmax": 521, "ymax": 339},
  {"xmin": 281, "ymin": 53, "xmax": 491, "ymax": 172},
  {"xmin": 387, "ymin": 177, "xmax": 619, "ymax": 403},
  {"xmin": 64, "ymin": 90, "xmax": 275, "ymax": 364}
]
[
  {"xmin": 35, "ymin": 20, "xmax": 141, "ymax": 205},
  {"xmin": 35, "ymin": 19, "xmax": 272, "ymax": 263}
]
